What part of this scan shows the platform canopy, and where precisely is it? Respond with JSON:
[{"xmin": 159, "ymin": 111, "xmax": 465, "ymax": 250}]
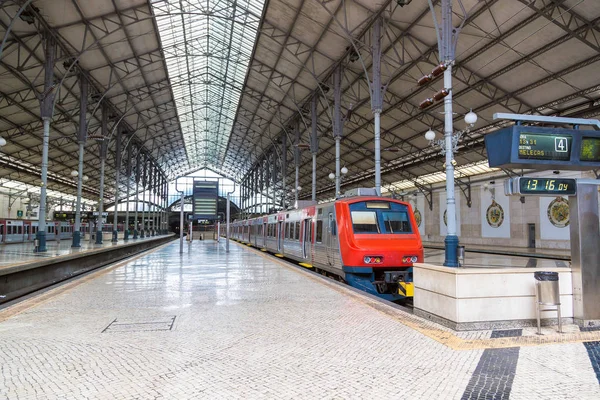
[{"xmin": 0, "ymin": 0, "xmax": 599, "ymax": 202}]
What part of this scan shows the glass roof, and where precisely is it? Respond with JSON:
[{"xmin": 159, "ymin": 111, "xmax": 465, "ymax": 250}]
[{"xmin": 151, "ymin": 0, "xmax": 265, "ymax": 170}]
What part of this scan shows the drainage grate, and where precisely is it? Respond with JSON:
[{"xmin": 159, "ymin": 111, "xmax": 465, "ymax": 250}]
[{"xmin": 102, "ymin": 316, "xmax": 176, "ymax": 333}]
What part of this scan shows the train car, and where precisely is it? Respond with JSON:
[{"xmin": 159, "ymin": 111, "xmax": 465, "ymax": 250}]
[
  {"xmin": 58, "ymin": 221, "xmax": 74, "ymax": 240},
  {"xmin": 231, "ymin": 190, "xmax": 423, "ymax": 302},
  {"xmin": 0, "ymin": 219, "xmax": 25, "ymax": 243}
]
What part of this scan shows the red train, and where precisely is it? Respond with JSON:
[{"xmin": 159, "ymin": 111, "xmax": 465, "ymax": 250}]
[{"xmin": 228, "ymin": 190, "xmax": 423, "ymax": 301}]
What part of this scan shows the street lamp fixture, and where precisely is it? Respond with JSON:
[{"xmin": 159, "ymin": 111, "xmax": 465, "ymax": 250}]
[
  {"xmin": 70, "ymin": 170, "xmax": 78, "ymax": 178},
  {"xmin": 328, "ymin": 172, "xmax": 335, "ymax": 180},
  {"xmin": 83, "ymin": 175, "xmax": 89, "ymax": 182},
  {"xmin": 0, "ymin": 137, "xmax": 6, "ymax": 147},
  {"xmin": 424, "ymin": 110, "xmax": 478, "ymax": 153}
]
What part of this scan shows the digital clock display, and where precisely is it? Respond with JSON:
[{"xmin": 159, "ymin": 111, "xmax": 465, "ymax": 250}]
[
  {"xmin": 519, "ymin": 178, "xmax": 576, "ymax": 195},
  {"xmin": 580, "ymin": 137, "xmax": 600, "ymax": 162},
  {"xmin": 518, "ymin": 133, "xmax": 572, "ymax": 161}
]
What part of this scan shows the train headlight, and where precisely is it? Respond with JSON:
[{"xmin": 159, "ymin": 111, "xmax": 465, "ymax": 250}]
[
  {"xmin": 364, "ymin": 256, "xmax": 383, "ymax": 264},
  {"xmin": 402, "ymin": 255, "xmax": 419, "ymax": 263}
]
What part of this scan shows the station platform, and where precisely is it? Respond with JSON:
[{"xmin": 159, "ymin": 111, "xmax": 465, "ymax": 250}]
[
  {"xmin": 424, "ymin": 242, "xmax": 570, "ymax": 261},
  {"xmin": 0, "ymin": 233, "xmax": 167, "ymax": 269},
  {"xmin": 1, "ymin": 240, "xmax": 598, "ymax": 399}
]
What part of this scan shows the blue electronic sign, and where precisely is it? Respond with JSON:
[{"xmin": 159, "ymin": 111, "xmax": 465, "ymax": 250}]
[{"xmin": 485, "ymin": 125, "xmax": 600, "ymax": 170}]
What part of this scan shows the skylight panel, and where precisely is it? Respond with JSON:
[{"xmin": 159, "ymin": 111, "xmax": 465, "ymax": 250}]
[{"xmin": 151, "ymin": 0, "xmax": 265, "ymax": 170}]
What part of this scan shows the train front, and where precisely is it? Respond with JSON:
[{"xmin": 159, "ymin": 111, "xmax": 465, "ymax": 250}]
[{"xmin": 336, "ymin": 197, "xmax": 423, "ymax": 302}]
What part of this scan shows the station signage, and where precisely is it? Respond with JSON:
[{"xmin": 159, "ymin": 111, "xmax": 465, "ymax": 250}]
[
  {"xmin": 192, "ymin": 180, "xmax": 218, "ymax": 220},
  {"xmin": 504, "ymin": 177, "xmax": 577, "ymax": 196},
  {"xmin": 485, "ymin": 125, "xmax": 600, "ymax": 170}
]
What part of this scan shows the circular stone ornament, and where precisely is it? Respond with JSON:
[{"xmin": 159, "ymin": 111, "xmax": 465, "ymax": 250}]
[
  {"xmin": 547, "ymin": 197, "xmax": 570, "ymax": 228},
  {"xmin": 486, "ymin": 200, "xmax": 504, "ymax": 228},
  {"xmin": 414, "ymin": 208, "xmax": 422, "ymax": 228}
]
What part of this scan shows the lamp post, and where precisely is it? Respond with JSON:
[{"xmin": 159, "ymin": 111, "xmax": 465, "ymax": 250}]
[
  {"xmin": 424, "ymin": 109, "xmax": 477, "ymax": 267},
  {"xmin": 328, "ymin": 166, "xmax": 348, "ymax": 197}
]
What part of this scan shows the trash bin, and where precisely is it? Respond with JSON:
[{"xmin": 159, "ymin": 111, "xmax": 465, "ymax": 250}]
[
  {"xmin": 457, "ymin": 246, "xmax": 466, "ymax": 266},
  {"xmin": 534, "ymin": 271, "xmax": 559, "ymax": 305},
  {"xmin": 33, "ymin": 238, "xmax": 39, "ymax": 252},
  {"xmin": 534, "ymin": 271, "xmax": 561, "ymax": 334}
]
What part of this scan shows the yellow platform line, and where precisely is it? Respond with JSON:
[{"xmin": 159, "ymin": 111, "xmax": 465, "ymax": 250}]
[{"xmin": 232, "ymin": 241, "xmax": 600, "ymax": 350}]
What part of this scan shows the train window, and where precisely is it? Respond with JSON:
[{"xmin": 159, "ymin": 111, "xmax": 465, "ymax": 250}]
[
  {"xmin": 382, "ymin": 211, "xmax": 411, "ymax": 233},
  {"xmin": 286, "ymin": 223, "xmax": 291, "ymax": 239},
  {"xmin": 328, "ymin": 213, "xmax": 337, "ymax": 236},
  {"xmin": 316, "ymin": 220, "xmax": 323, "ymax": 243},
  {"xmin": 295, "ymin": 222, "xmax": 300, "ymax": 240},
  {"xmin": 351, "ymin": 211, "xmax": 379, "ymax": 233},
  {"xmin": 349, "ymin": 201, "xmax": 413, "ymax": 234}
]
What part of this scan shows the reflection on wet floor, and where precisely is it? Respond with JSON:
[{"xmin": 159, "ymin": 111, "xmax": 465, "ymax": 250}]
[
  {"xmin": 0, "ymin": 235, "xmax": 167, "ymax": 268},
  {"xmin": 423, "ymin": 249, "xmax": 568, "ymax": 269}
]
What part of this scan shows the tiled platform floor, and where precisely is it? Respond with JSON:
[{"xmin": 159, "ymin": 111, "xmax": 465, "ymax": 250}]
[
  {"xmin": 0, "ymin": 232, "xmax": 169, "ymax": 269},
  {"xmin": 0, "ymin": 240, "xmax": 598, "ymax": 399}
]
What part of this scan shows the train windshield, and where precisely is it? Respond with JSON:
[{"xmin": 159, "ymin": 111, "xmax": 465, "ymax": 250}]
[{"xmin": 349, "ymin": 201, "xmax": 412, "ymax": 234}]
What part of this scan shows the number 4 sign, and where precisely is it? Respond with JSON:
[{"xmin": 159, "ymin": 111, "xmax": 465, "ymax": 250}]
[{"xmin": 555, "ymin": 137, "xmax": 568, "ymax": 153}]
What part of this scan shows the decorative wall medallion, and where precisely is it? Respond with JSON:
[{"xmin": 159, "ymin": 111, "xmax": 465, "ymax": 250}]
[
  {"xmin": 414, "ymin": 208, "xmax": 422, "ymax": 228},
  {"xmin": 443, "ymin": 209, "xmax": 447, "ymax": 226},
  {"xmin": 485, "ymin": 200, "xmax": 504, "ymax": 228},
  {"xmin": 547, "ymin": 197, "xmax": 570, "ymax": 228}
]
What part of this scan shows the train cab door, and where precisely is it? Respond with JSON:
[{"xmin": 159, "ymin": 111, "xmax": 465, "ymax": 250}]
[
  {"xmin": 277, "ymin": 221, "xmax": 283, "ymax": 252},
  {"xmin": 262, "ymin": 222, "xmax": 267, "ymax": 247},
  {"xmin": 326, "ymin": 213, "xmax": 335, "ymax": 266},
  {"xmin": 302, "ymin": 219, "xmax": 312, "ymax": 260}
]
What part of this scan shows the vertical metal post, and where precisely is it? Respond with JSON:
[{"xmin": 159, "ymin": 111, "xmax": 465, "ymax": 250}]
[
  {"xmin": 96, "ymin": 105, "xmax": 108, "ymax": 245},
  {"xmin": 179, "ymin": 189, "xmax": 184, "ymax": 253},
  {"xmin": 36, "ymin": 35, "xmax": 56, "ymax": 252},
  {"xmin": 72, "ymin": 75, "xmax": 87, "ymax": 248},
  {"xmin": 112, "ymin": 127, "xmax": 122, "ymax": 242},
  {"xmin": 334, "ymin": 66, "xmax": 342, "ymax": 197},
  {"xmin": 311, "ymin": 96, "xmax": 318, "ymax": 202},
  {"xmin": 149, "ymin": 162, "xmax": 153, "ymax": 236},
  {"xmin": 294, "ymin": 123, "xmax": 300, "ymax": 207},
  {"xmin": 440, "ymin": 0, "xmax": 459, "ymax": 267},
  {"xmin": 226, "ymin": 192, "xmax": 231, "ymax": 252},
  {"xmin": 371, "ymin": 18, "xmax": 383, "ymax": 196},
  {"xmin": 124, "ymin": 144, "xmax": 131, "ymax": 240},
  {"xmin": 140, "ymin": 155, "xmax": 147, "ymax": 238},
  {"xmin": 133, "ymin": 148, "xmax": 140, "ymax": 239},
  {"xmin": 282, "ymin": 132, "xmax": 287, "ymax": 208}
]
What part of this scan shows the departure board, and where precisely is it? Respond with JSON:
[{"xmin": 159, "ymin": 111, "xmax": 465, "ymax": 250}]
[
  {"xmin": 518, "ymin": 178, "xmax": 576, "ymax": 196},
  {"xmin": 518, "ymin": 133, "xmax": 572, "ymax": 161},
  {"xmin": 192, "ymin": 180, "xmax": 218, "ymax": 220},
  {"xmin": 581, "ymin": 137, "xmax": 600, "ymax": 162}
]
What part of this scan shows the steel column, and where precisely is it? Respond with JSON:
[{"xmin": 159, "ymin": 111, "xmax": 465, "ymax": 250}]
[
  {"xmin": 311, "ymin": 96, "xmax": 318, "ymax": 202},
  {"xmin": 440, "ymin": 0, "xmax": 459, "ymax": 267},
  {"xmin": 133, "ymin": 147, "xmax": 140, "ymax": 239},
  {"xmin": 124, "ymin": 143, "xmax": 132, "ymax": 240},
  {"xmin": 96, "ymin": 105, "xmax": 108, "ymax": 245},
  {"xmin": 140, "ymin": 154, "xmax": 147, "ymax": 238},
  {"xmin": 72, "ymin": 75, "xmax": 87, "ymax": 248},
  {"xmin": 334, "ymin": 67, "xmax": 342, "ymax": 197},
  {"xmin": 294, "ymin": 123, "xmax": 300, "ymax": 207},
  {"xmin": 282, "ymin": 132, "xmax": 287, "ymax": 208},
  {"xmin": 112, "ymin": 127, "xmax": 122, "ymax": 242},
  {"xmin": 371, "ymin": 18, "xmax": 383, "ymax": 196},
  {"xmin": 36, "ymin": 35, "xmax": 56, "ymax": 252}
]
